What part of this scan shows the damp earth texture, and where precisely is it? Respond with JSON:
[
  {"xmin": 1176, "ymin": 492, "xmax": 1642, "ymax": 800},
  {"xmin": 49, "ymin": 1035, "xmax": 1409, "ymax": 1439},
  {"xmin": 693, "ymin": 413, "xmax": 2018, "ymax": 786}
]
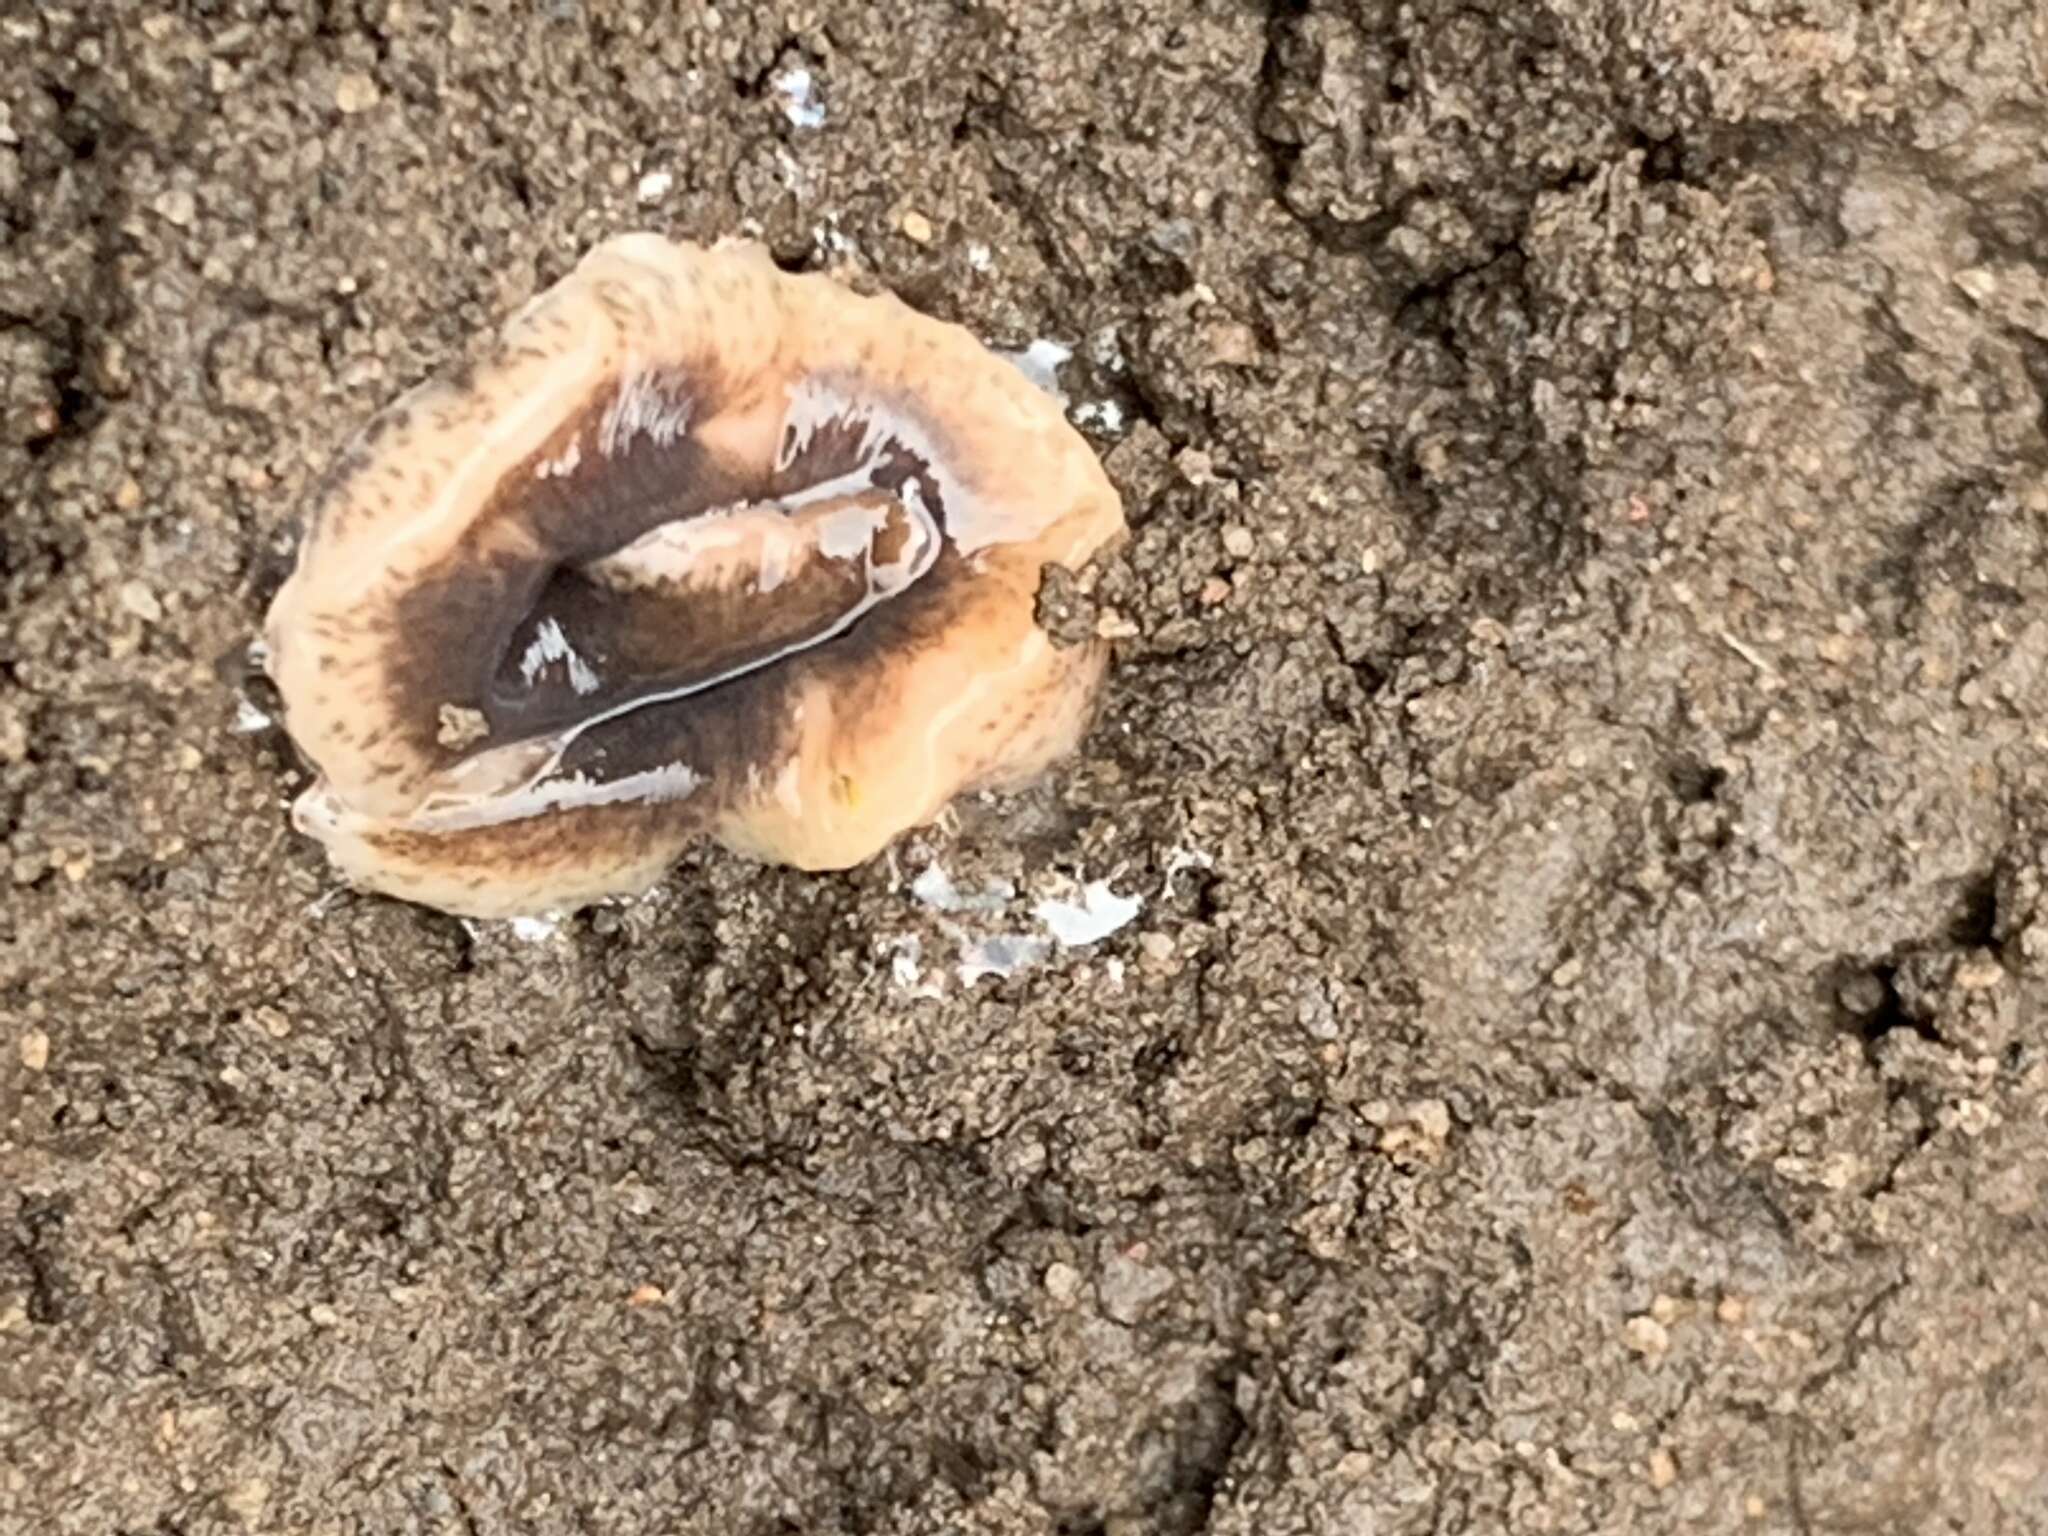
[{"xmin": 6, "ymin": 3, "xmax": 2048, "ymax": 1533}]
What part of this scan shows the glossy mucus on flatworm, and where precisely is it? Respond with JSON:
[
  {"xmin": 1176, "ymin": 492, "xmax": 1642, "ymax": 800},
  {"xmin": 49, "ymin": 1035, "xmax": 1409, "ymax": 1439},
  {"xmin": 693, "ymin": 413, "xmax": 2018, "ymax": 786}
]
[{"xmin": 260, "ymin": 233, "xmax": 1127, "ymax": 918}]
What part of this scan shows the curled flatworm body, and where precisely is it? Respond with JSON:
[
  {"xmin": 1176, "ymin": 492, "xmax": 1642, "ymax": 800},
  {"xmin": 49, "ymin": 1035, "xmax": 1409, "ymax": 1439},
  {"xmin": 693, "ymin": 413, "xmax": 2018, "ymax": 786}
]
[{"xmin": 262, "ymin": 234, "xmax": 1126, "ymax": 918}]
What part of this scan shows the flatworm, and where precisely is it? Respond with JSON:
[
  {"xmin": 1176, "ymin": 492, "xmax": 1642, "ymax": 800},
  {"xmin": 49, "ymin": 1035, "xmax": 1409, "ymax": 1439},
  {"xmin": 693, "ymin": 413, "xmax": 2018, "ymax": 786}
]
[{"xmin": 261, "ymin": 235, "xmax": 1125, "ymax": 918}]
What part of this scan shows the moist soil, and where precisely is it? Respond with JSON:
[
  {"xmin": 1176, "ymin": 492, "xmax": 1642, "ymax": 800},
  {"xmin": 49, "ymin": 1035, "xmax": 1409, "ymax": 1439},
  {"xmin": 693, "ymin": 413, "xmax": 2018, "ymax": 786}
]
[{"xmin": 5, "ymin": 2, "xmax": 2048, "ymax": 1532}]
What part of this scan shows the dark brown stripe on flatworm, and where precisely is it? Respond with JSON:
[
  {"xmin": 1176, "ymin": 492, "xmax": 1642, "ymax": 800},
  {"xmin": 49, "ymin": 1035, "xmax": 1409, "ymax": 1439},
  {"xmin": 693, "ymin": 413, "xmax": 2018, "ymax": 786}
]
[
  {"xmin": 381, "ymin": 365, "xmax": 975, "ymax": 782},
  {"xmin": 537, "ymin": 545, "xmax": 979, "ymax": 797}
]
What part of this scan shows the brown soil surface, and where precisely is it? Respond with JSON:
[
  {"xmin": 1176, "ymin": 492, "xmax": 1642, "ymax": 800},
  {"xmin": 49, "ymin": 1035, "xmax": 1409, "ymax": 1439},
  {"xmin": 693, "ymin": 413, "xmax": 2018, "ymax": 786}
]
[{"xmin": 5, "ymin": 2, "xmax": 2048, "ymax": 1532}]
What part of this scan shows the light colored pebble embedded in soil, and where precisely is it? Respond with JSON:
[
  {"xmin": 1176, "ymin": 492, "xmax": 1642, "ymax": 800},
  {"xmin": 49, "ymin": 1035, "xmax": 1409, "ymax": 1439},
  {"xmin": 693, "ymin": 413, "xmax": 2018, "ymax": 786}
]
[
  {"xmin": 1200, "ymin": 575, "xmax": 1231, "ymax": 605},
  {"xmin": 1138, "ymin": 930, "xmax": 1176, "ymax": 967},
  {"xmin": 1816, "ymin": 631, "xmax": 1856, "ymax": 664},
  {"xmin": 1953, "ymin": 1098, "xmax": 1995, "ymax": 1136},
  {"xmin": 1410, "ymin": 1098, "xmax": 1451, "ymax": 1142},
  {"xmin": 334, "ymin": 72, "xmax": 380, "ymax": 113},
  {"xmin": 153, "ymin": 187, "xmax": 195, "ymax": 227},
  {"xmin": 1955, "ymin": 957, "xmax": 2004, "ymax": 990},
  {"xmin": 1377, "ymin": 1101, "xmax": 1450, "ymax": 1163},
  {"xmin": 1649, "ymin": 1292, "xmax": 1683, "ymax": 1326},
  {"xmin": 1221, "ymin": 524, "xmax": 1255, "ymax": 559},
  {"xmin": 1043, "ymin": 1262, "xmax": 1081, "ymax": 1302},
  {"xmin": 1098, "ymin": 1247, "xmax": 1175, "ymax": 1324},
  {"xmin": 307, "ymin": 1303, "xmax": 340, "ymax": 1327},
  {"xmin": 1717, "ymin": 1294, "xmax": 1749, "ymax": 1325},
  {"xmin": 1953, "ymin": 267, "xmax": 1996, "ymax": 303},
  {"xmin": 1205, "ymin": 320, "xmax": 1260, "ymax": 366},
  {"xmin": 636, "ymin": 170, "xmax": 673, "ymax": 204},
  {"xmin": 1836, "ymin": 970, "xmax": 1887, "ymax": 1015},
  {"xmin": 626, "ymin": 1284, "xmax": 666, "ymax": 1307},
  {"xmin": 1648, "ymin": 1447, "xmax": 1679, "ymax": 1490},
  {"xmin": 19, "ymin": 1029, "xmax": 49, "ymax": 1072},
  {"xmin": 1623, "ymin": 1314, "xmax": 1671, "ymax": 1357},
  {"xmin": 898, "ymin": 210, "xmax": 934, "ymax": 245},
  {"xmin": 118, "ymin": 581, "xmax": 162, "ymax": 623},
  {"xmin": 114, "ymin": 477, "xmax": 143, "ymax": 511},
  {"xmin": 223, "ymin": 1478, "xmax": 270, "ymax": 1525}
]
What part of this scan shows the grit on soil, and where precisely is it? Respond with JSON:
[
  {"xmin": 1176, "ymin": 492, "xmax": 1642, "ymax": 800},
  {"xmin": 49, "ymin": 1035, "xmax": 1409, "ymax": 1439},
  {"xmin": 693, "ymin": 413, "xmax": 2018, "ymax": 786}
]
[{"xmin": 5, "ymin": 3, "xmax": 2048, "ymax": 1532}]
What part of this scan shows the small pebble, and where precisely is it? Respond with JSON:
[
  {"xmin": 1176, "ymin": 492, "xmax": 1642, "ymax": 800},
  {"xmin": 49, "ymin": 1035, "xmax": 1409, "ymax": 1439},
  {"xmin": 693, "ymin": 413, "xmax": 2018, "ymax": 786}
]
[
  {"xmin": 898, "ymin": 210, "xmax": 934, "ymax": 245},
  {"xmin": 1836, "ymin": 970, "xmax": 1887, "ymax": 1016},
  {"xmin": 1953, "ymin": 267, "xmax": 1996, "ymax": 303},
  {"xmin": 1204, "ymin": 320, "xmax": 1260, "ymax": 366},
  {"xmin": 1409, "ymin": 1098, "xmax": 1451, "ymax": 1142},
  {"xmin": 19, "ymin": 1029, "xmax": 49, "ymax": 1072},
  {"xmin": 1043, "ymin": 1262, "xmax": 1081, "ymax": 1303},
  {"xmin": 636, "ymin": 170, "xmax": 673, "ymax": 204},
  {"xmin": 626, "ymin": 1284, "xmax": 666, "ymax": 1307},
  {"xmin": 153, "ymin": 188, "xmax": 195, "ymax": 228},
  {"xmin": 1955, "ymin": 957, "xmax": 2004, "ymax": 990},
  {"xmin": 1220, "ymin": 525, "xmax": 1255, "ymax": 559},
  {"xmin": 1098, "ymin": 1247, "xmax": 1175, "ymax": 1324},
  {"xmin": 334, "ymin": 72, "xmax": 380, "ymax": 114},
  {"xmin": 119, "ymin": 581, "xmax": 162, "ymax": 624},
  {"xmin": 1647, "ymin": 1447, "xmax": 1679, "ymax": 1490},
  {"xmin": 1623, "ymin": 1314, "xmax": 1670, "ymax": 1357},
  {"xmin": 223, "ymin": 1479, "xmax": 270, "ymax": 1526}
]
